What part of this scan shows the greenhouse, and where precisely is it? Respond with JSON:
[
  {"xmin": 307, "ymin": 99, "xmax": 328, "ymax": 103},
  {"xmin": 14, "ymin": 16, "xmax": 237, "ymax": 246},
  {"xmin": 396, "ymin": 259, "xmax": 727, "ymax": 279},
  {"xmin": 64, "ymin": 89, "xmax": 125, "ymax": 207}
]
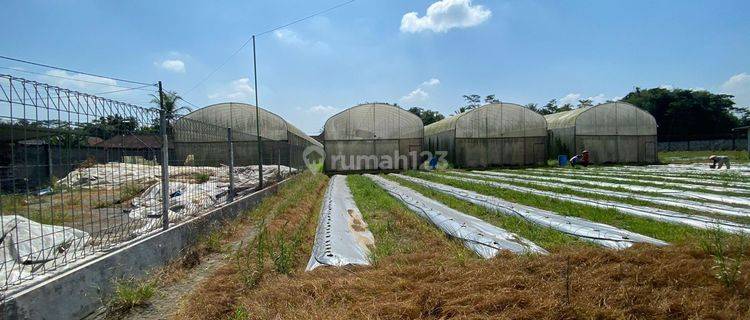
[
  {"xmin": 424, "ymin": 103, "xmax": 548, "ymax": 168},
  {"xmin": 323, "ymin": 103, "xmax": 423, "ymax": 172},
  {"xmin": 546, "ymin": 101, "xmax": 658, "ymax": 164},
  {"xmin": 172, "ymin": 102, "xmax": 322, "ymax": 168}
]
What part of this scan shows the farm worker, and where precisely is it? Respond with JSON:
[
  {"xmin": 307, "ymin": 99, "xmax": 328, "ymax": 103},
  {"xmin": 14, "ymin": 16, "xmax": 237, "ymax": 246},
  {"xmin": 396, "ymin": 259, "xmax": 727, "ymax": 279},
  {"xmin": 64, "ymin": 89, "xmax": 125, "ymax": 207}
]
[
  {"xmin": 708, "ymin": 155, "xmax": 730, "ymax": 169},
  {"xmin": 570, "ymin": 150, "xmax": 590, "ymax": 167}
]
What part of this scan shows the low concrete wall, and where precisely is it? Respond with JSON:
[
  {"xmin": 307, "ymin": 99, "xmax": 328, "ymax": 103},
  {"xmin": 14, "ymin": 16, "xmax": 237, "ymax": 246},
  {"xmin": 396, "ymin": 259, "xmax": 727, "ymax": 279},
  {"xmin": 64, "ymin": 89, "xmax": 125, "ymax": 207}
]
[
  {"xmin": 1, "ymin": 178, "xmax": 291, "ymax": 320},
  {"xmin": 658, "ymin": 138, "xmax": 747, "ymax": 151}
]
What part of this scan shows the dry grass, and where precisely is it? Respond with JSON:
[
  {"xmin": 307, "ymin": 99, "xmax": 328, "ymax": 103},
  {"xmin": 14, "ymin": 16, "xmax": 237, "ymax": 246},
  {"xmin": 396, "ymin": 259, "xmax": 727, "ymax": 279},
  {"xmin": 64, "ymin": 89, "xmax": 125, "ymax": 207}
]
[
  {"xmin": 170, "ymin": 172, "xmax": 328, "ymax": 320},
  {"xmin": 229, "ymin": 243, "xmax": 750, "ymax": 319}
]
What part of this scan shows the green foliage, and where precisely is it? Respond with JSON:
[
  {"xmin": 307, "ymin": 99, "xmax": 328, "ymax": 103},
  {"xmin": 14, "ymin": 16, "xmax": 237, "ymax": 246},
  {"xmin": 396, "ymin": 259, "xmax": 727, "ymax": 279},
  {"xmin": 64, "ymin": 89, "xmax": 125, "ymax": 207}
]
[
  {"xmin": 407, "ymin": 107, "xmax": 445, "ymax": 125},
  {"xmin": 109, "ymin": 279, "xmax": 156, "ymax": 311},
  {"xmin": 700, "ymin": 228, "xmax": 747, "ymax": 288},
  {"xmin": 622, "ymin": 87, "xmax": 745, "ymax": 140},
  {"xmin": 193, "ymin": 172, "xmax": 211, "ymax": 184},
  {"xmin": 228, "ymin": 306, "xmax": 250, "ymax": 320}
]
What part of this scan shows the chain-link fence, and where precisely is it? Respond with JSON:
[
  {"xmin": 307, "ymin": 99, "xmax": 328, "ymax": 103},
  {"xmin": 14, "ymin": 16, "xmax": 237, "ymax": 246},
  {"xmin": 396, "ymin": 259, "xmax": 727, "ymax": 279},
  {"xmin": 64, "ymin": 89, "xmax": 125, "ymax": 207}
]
[{"xmin": 0, "ymin": 74, "xmax": 313, "ymax": 292}]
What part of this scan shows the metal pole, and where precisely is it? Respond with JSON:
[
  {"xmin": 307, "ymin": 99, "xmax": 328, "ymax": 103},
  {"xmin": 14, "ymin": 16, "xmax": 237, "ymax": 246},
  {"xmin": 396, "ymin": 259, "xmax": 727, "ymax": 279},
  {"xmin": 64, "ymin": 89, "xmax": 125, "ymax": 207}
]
[
  {"xmin": 227, "ymin": 127, "xmax": 235, "ymax": 202},
  {"xmin": 277, "ymin": 147, "xmax": 281, "ymax": 180},
  {"xmin": 253, "ymin": 35, "xmax": 263, "ymax": 190},
  {"xmin": 158, "ymin": 81, "xmax": 170, "ymax": 230}
]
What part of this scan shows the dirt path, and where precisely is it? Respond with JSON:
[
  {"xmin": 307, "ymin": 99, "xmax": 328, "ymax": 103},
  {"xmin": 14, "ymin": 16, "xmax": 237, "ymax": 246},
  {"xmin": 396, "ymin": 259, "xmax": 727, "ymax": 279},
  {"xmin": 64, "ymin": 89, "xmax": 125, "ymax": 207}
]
[{"xmin": 84, "ymin": 220, "xmax": 264, "ymax": 320}]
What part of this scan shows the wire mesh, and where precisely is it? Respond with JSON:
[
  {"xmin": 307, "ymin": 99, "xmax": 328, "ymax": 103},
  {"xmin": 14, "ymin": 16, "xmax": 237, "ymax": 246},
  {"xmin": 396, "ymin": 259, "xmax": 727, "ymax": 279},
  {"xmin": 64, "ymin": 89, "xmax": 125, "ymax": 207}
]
[{"xmin": 0, "ymin": 74, "xmax": 312, "ymax": 292}]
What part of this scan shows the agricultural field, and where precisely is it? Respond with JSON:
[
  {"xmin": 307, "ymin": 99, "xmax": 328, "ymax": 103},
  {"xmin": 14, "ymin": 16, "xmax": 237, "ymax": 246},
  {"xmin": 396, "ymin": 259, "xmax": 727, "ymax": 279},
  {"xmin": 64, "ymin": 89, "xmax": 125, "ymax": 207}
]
[{"xmin": 111, "ymin": 163, "xmax": 750, "ymax": 319}]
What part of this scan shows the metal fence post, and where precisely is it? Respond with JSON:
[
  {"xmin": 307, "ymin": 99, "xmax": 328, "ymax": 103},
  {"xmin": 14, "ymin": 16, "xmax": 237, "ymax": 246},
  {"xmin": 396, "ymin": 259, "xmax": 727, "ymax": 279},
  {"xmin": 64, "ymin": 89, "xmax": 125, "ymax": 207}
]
[
  {"xmin": 252, "ymin": 35, "xmax": 263, "ymax": 191},
  {"xmin": 277, "ymin": 147, "xmax": 281, "ymax": 179},
  {"xmin": 159, "ymin": 81, "xmax": 170, "ymax": 230},
  {"xmin": 227, "ymin": 127, "xmax": 235, "ymax": 203}
]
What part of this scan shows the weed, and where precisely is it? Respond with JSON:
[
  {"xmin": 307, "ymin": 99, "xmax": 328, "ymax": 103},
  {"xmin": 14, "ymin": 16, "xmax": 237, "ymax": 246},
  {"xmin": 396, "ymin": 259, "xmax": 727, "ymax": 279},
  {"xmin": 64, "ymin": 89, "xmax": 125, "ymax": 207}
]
[
  {"xmin": 700, "ymin": 228, "xmax": 747, "ymax": 288},
  {"xmin": 193, "ymin": 172, "xmax": 211, "ymax": 184},
  {"xmin": 228, "ymin": 306, "xmax": 250, "ymax": 320},
  {"xmin": 109, "ymin": 278, "xmax": 156, "ymax": 312},
  {"xmin": 199, "ymin": 229, "xmax": 225, "ymax": 253}
]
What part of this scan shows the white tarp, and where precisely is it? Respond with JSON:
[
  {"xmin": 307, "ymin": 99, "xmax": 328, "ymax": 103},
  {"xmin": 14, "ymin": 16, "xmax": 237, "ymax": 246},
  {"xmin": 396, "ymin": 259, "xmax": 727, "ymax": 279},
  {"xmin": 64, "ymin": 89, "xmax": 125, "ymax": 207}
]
[
  {"xmin": 451, "ymin": 171, "xmax": 750, "ymax": 218},
  {"xmin": 439, "ymin": 172, "xmax": 750, "ymax": 234},
  {"xmin": 306, "ymin": 175, "xmax": 374, "ymax": 271},
  {"xmin": 1, "ymin": 215, "xmax": 90, "ymax": 286},
  {"xmin": 366, "ymin": 174, "xmax": 546, "ymax": 257},
  {"xmin": 529, "ymin": 168, "xmax": 750, "ymax": 190},
  {"xmin": 392, "ymin": 174, "xmax": 667, "ymax": 249},
  {"xmin": 523, "ymin": 169, "xmax": 750, "ymax": 195},
  {"xmin": 476, "ymin": 170, "xmax": 750, "ymax": 207}
]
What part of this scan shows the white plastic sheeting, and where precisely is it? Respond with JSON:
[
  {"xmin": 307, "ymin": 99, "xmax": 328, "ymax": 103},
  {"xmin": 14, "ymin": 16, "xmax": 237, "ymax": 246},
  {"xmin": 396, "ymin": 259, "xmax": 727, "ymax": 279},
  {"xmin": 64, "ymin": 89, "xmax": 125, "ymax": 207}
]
[
  {"xmin": 529, "ymin": 168, "xmax": 750, "ymax": 190},
  {"xmin": 594, "ymin": 165, "xmax": 750, "ymax": 182},
  {"xmin": 437, "ymin": 172, "xmax": 750, "ymax": 234},
  {"xmin": 475, "ymin": 170, "xmax": 750, "ymax": 208},
  {"xmin": 306, "ymin": 175, "xmax": 374, "ymax": 271},
  {"xmin": 451, "ymin": 171, "xmax": 750, "ymax": 218},
  {"xmin": 366, "ymin": 174, "xmax": 547, "ymax": 257},
  {"xmin": 127, "ymin": 165, "xmax": 293, "ymax": 235},
  {"xmin": 392, "ymin": 174, "xmax": 667, "ymax": 249},
  {"xmin": 1, "ymin": 215, "xmax": 90, "ymax": 286},
  {"xmin": 523, "ymin": 169, "xmax": 750, "ymax": 195}
]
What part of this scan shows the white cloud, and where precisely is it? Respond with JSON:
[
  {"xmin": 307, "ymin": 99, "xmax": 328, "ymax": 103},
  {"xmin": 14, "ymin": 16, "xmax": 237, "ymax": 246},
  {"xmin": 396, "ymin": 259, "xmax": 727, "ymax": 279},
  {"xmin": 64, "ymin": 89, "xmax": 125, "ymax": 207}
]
[
  {"xmin": 307, "ymin": 105, "xmax": 339, "ymax": 116},
  {"xmin": 208, "ymin": 78, "xmax": 255, "ymax": 101},
  {"xmin": 401, "ymin": 88, "xmax": 429, "ymax": 103},
  {"xmin": 421, "ymin": 78, "xmax": 440, "ymax": 86},
  {"xmin": 558, "ymin": 93, "xmax": 581, "ymax": 105},
  {"xmin": 157, "ymin": 59, "xmax": 186, "ymax": 73},
  {"xmin": 721, "ymin": 72, "xmax": 750, "ymax": 108},
  {"xmin": 45, "ymin": 70, "xmax": 118, "ymax": 91},
  {"xmin": 274, "ymin": 29, "xmax": 330, "ymax": 52},
  {"xmin": 400, "ymin": 0, "xmax": 491, "ymax": 33},
  {"xmin": 274, "ymin": 29, "xmax": 306, "ymax": 46},
  {"xmin": 587, "ymin": 93, "xmax": 607, "ymax": 104},
  {"xmin": 658, "ymin": 84, "xmax": 674, "ymax": 90}
]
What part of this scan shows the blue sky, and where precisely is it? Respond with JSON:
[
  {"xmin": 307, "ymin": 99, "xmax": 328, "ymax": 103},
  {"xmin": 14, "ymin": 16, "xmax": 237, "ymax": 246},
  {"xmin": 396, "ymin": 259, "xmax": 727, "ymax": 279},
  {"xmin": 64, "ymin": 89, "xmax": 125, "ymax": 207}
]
[{"xmin": 2, "ymin": 0, "xmax": 749, "ymax": 134}]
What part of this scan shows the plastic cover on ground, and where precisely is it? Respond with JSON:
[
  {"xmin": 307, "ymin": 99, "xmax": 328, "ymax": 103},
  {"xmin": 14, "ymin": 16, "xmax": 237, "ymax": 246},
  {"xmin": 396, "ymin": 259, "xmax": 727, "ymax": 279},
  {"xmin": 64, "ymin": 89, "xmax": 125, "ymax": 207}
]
[
  {"xmin": 366, "ymin": 174, "xmax": 547, "ymax": 257},
  {"xmin": 443, "ymin": 172, "xmax": 750, "ymax": 234},
  {"xmin": 0, "ymin": 215, "xmax": 90, "ymax": 286},
  {"xmin": 523, "ymin": 169, "xmax": 750, "ymax": 196},
  {"xmin": 476, "ymin": 170, "xmax": 750, "ymax": 207},
  {"xmin": 392, "ymin": 174, "xmax": 667, "ymax": 249},
  {"xmin": 455, "ymin": 171, "xmax": 750, "ymax": 218},
  {"xmin": 306, "ymin": 175, "xmax": 374, "ymax": 271},
  {"xmin": 528, "ymin": 168, "xmax": 750, "ymax": 190}
]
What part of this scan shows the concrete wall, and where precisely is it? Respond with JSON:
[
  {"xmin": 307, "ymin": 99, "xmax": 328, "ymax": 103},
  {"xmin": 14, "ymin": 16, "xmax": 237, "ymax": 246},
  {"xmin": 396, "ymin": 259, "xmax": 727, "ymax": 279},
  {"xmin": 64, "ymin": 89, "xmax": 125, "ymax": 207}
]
[
  {"xmin": 1, "ymin": 178, "xmax": 290, "ymax": 320},
  {"xmin": 658, "ymin": 138, "xmax": 748, "ymax": 151}
]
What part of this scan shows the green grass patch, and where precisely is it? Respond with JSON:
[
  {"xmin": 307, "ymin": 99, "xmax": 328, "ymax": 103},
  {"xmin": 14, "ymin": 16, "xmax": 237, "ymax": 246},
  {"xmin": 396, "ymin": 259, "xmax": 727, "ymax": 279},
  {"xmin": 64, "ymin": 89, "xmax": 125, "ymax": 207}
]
[
  {"xmin": 108, "ymin": 278, "xmax": 156, "ymax": 312},
  {"xmin": 409, "ymin": 171, "xmax": 705, "ymax": 244},
  {"xmin": 386, "ymin": 175, "xmax": 581, "ymax": 250},
  {"xmin": 347, "ymin": 174, "xmax": 471, "ymax": 263},
  {"xmin": 659, "ymin": 150, "xmax": 749, "ymax": 164},
  {"xmin": 444, "ymin": 171, "xmax": 750, "ymax": 224},
  {"xmin": 500, "ymin": 169, "xmax": 749, "ymax": 198}
]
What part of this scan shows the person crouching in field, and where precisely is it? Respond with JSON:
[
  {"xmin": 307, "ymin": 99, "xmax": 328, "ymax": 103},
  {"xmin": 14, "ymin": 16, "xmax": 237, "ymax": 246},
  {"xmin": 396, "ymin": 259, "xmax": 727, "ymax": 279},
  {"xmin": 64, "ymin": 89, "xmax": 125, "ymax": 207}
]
[
  {"xmin": 708, "ymin": 155, "xmax": 730, "ymax": 169},
  {"xmin": 570, "ymin": 150, "xmax": 590, "ymax": 167}
]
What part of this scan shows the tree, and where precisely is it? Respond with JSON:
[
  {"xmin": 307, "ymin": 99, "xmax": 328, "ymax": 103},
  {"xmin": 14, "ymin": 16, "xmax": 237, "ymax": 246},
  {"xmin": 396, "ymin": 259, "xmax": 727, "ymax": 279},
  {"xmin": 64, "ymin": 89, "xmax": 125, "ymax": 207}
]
[
  {"xmin": 456, "ymin": 94, "xmax": 482, "ymax": 114},
  {"xmin": 577, "ymin": 99, "xmax": 593, "ymax": 108},
  {"xmin": 485, "ymin": 94, "xmax": 500, "ymax": 104},
  {"xmin": 408, "ymin": 107, "xmax": 445, "ymax": 125},
  {"xmin": 149, "ymin": 90, "xmax": 191, "ymax": 136},
  {"xmin": 79, "ymin": 115, "xmax": 138, "ymax": 140},
  {"xmin": 524, "ymin": 103, "xmax": 540, "ymax": 113},
  {"xmin": 622, "ymin": 87, "xmax": 743, "ymax": 140},
  {"xmin": 150, "ymin": 91, "xmax": 192, "ymax": 122}
]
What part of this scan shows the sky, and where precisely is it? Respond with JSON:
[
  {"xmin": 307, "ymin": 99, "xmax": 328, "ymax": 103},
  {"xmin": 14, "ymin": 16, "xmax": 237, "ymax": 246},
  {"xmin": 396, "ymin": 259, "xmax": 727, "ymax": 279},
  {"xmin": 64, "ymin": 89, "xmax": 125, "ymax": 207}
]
[{"xmin": 2, "ymin": 0, "xmax": 750, "ymax": 134}]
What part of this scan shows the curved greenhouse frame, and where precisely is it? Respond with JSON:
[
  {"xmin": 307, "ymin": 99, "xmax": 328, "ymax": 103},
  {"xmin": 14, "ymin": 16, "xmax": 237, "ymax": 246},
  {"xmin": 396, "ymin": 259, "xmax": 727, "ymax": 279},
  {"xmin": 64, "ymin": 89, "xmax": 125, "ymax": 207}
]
[
  {"xmin": 424, "ymin": 103, "xmax": 548, "ymax": 168},
  {"xmin": 545, "ymin": 101, "xmax": 658, "ymax": 163},
  {"xmin": 323, "ymin": 103, "xmax": 423, "ymax": 172},
  {"xmin": 173, "ymin": 102, "xmax": 322, "ymax": 168}
]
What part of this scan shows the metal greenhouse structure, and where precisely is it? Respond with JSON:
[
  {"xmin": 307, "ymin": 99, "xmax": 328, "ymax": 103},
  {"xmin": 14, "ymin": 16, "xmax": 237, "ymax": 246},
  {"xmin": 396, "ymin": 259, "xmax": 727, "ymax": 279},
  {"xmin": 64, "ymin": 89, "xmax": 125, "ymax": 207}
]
[
  {"xmin": 323, "ymin": 103, "xmax": 423, "ymax": 172},
  {"xmin": 546, "ymin": 101, "xmax": 658, "ymax": 164},
  {"xmin": 173, "ymin": 102, "xmax": 322, "ymax": 168},
  {"xmin": 424, "ymin": 103, "xmax": 548, "ymax": 168}
]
